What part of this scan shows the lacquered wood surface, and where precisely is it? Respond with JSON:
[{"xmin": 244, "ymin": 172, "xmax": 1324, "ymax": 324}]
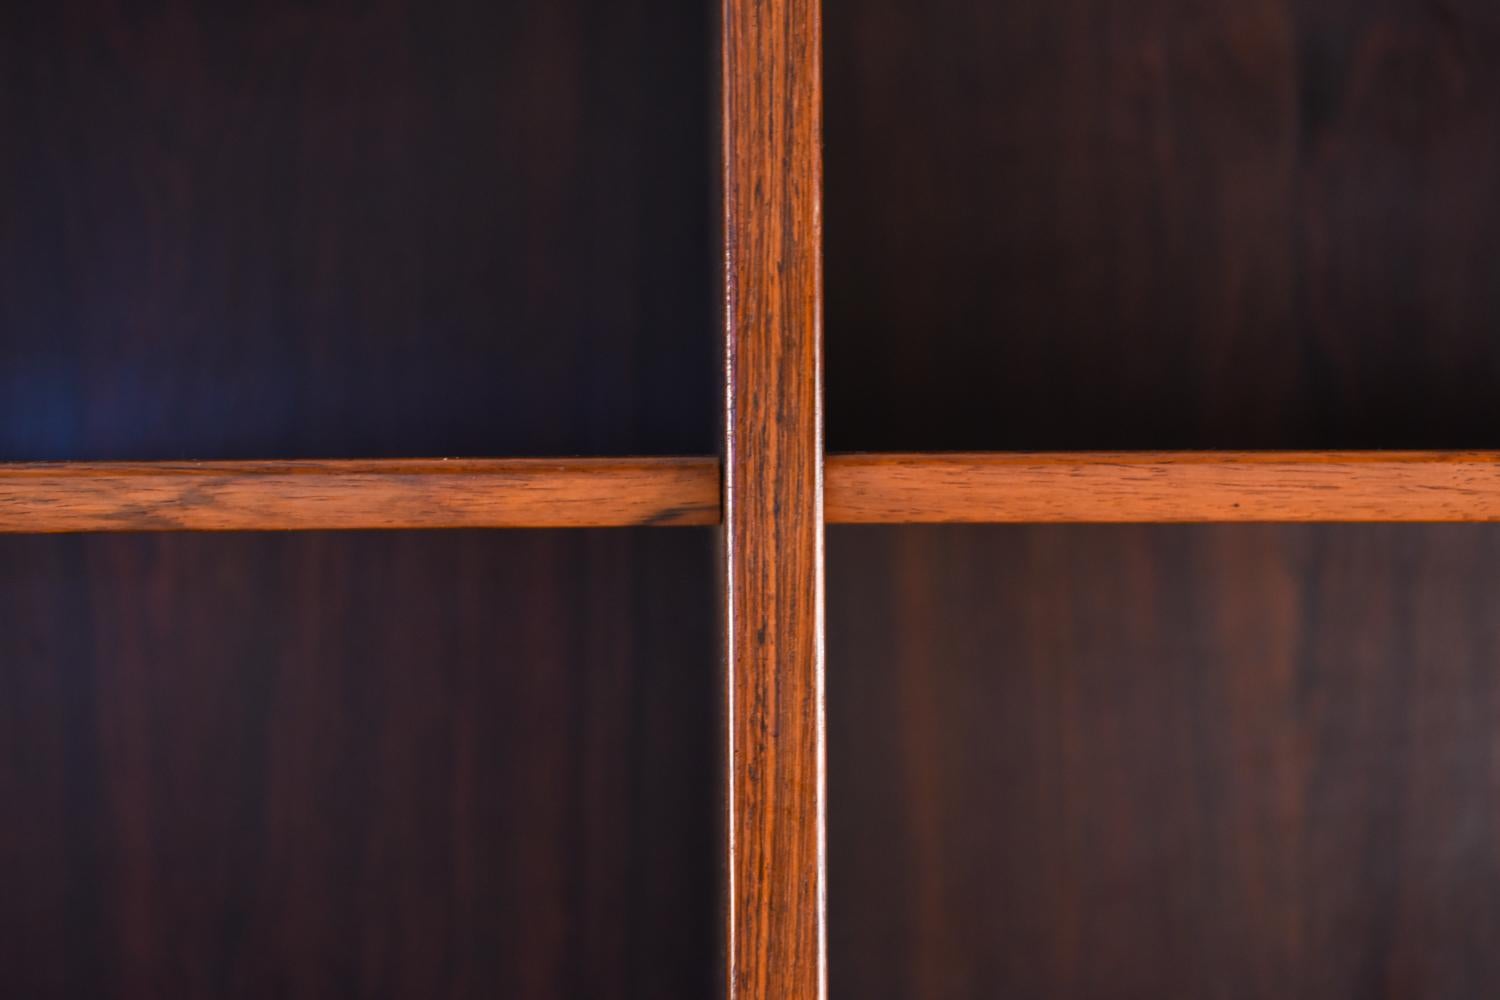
[
  {"xmin": 0, "ymin": 2, "xmax": 720, "ymax": 994},
  {"xmin": 0, "ymin": 529, "xmax": 717, "ymax": 997},
  {"xmin": 824, "ymin": 6, "xmax": 1500, "ymax": 989},
  {"xmin": 722, "ymin": 0, "xmax": 826, "ymax": 993},
  {"xmin": 0, "ymin": 0, "xmax": 714, "ymax": 462},
  {"xmin": 0, "ymin": 458, "xmax": 718, "ymax": 532},
  {"xmin": 826, "ymin": 0, "xmax": 1500, "ymax": 451},
  {"xmin": 16, "ymin": 452, "xmax": 1500, "ymax": 532},
  {"xmin": 829, "ymin": 524, "xmax": 1500, "ymax": 999},
  {"xmin": 826, "ymin": 453, "xmax": 1500, "ymax": 523}
]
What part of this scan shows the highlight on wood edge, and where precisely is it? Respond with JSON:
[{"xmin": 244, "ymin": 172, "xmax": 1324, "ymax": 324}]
[{"xmin": 4, "ymin": 452, "xmax": 1500, "ymax": 532}]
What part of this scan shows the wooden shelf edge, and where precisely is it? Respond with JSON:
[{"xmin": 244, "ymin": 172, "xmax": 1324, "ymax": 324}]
[
  {"xmin": 6, "ymin": 452, "xmax": 1500, "ymax": 532},
  {"xmin": 825, "ymin": 452, "xmax": 1500, "ymax": 524},
  {"xmin": 0, "ymin": 457, "xmax": 721, "ymax": 532}
]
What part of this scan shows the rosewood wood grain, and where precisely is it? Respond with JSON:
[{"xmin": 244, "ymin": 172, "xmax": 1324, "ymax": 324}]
[
  {"xmin": 826, "ymin": 0, "xmax": 1500, "ymax": 454},
  {"xmin": 0, "ymin": 0, "xmax": 715, "ymax": 464},
  {"xmin": 0, "ymin": 2, "xmax": 723, "ymax": 997},
  {"xmin": 13, "ymin": 453, "xmax": 1500, "ymax": 532},
  {"xmin": 826, "ymin": 453, "xmax": 1500, "ymax": 524},
  {"xmin": 0, "ymin": 459, "xmax": 719, "ymax": 532},
  {"xmin": 829, "ymin": 524, "xmax": 1500, "ymax": 998},
  {"xmin": 722, "ymin": 0, "xmax": 826, "ymax": 994},
  {"xmin": 0, "ymin": 529, "xmax": 719, "ymax": 998}
]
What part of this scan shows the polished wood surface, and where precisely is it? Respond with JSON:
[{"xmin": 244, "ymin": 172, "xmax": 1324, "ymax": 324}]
[
  {"xmin": 827, "ymin": 452, "xmax": 1500, "ymax": 523},
  {"xmin": 0, "ymin": 529, "xmax": 718, "ymax": 997},
  {"xmin": 826, "ymin": 0, "xmax": 1500, "ymax": 451},
  {"xmin": 16, "ymin": 453, "xmax": 1500, "ymax": 532},
  {"xmin": 0, "ymin": 0, "xmax": 714, "ymax": 463},
  {"xmin": 9, "ymin": 0, "xmax": 1499, "ymax": 996},
  {"xmin": 825, "ymin": 4, "xmax": 1500, "ymax": 995},
  {"xmin": 0, "ymin": 1, "xmax": 719, "ymax": 995},
  {"xmin": 0, "ymin": 458, "xmax": 718, "ymax": 532},
  {"xmin": 722, "ymin": 0, "xmax": 826, "ymax": 992},
  {"xmin": 830, "ymin": 524, "xmax": 1500, "ymax": 999}
]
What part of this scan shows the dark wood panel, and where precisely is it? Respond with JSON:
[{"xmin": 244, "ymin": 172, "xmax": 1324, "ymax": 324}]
[
  {"xmin": 722, "ymin": 0, "xmax": 826, "ymax": 992},
  {"xmin": 0, "ymin": 529, "xmax": 718, "ymax": 998},
  {"xmin": 826, "ymin": 0, "xmax": 1500, "ymax": 450},
  {"xmin": 829, "ymin": 525, "xmax": 1500, "ymax": 999},
  {"xmin": 0, "ymin": 9, "xmax": 722, "ymax": 996},
  {"xmin": 0, "ymin": 0, "xmax": 714, "ymax": 461}
]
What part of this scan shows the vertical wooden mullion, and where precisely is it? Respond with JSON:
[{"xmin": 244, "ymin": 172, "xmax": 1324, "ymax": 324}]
[{"xmin": 722, "ymin": 0, "xmax": 826, "ymax": 997}]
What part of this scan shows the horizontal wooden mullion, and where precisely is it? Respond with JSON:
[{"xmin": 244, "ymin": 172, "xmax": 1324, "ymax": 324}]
[
  {"xmin": 826, "ymin": 452, "xmax": 1500, "ymax": 524},
  {"xmin": 0, "ymin": 458, "xmax": 720, "ymax": 532},
  {"xmin": 5, "ymin": 452, "xmax": 1500, "ymax": 532}
]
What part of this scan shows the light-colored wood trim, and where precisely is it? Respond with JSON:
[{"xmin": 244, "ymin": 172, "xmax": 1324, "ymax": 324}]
[
  {"xmin": 722, "ymin": 0, "xmax": 827, "ymax": 993},
  {"xmin": 826, "ymin": 452, "xmax": 1500, "ymax": 524},
  {"xmin": 8, "ymin": 453, "xmax": 1500, "ymax": 533},
  {"xmin": 0, "ymin": 458, "xmax": 718, "ymax": 532}
]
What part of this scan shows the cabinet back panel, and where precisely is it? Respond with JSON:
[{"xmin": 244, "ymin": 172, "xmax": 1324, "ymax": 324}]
[
  {"xmin": 826, "ymin": 0, "xmax": 1500, "ymax": 450},
  {"xmin": 0, "ymin": 530, "xmax": 718, "ymax": 998},
  {"xmin": 829, "ymin": 525, "xmax": 1500, "ymax": 999},
  {"xmin": 0, "ymin": 0, "xmax": 715, "ymax": 461}
]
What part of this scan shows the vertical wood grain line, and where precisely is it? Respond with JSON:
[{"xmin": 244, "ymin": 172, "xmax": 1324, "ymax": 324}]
[{"xmin": 722, "ymin": 0, "xmax": 826, "ymax": 996}]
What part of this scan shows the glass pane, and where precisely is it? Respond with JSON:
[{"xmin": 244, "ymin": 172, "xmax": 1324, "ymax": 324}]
[
  {"xmin": 0, "ymin": 1, "xmax": 714, "ymax": 460},
  {"xmin": 830, "ymin": 525, "xmax": 1500, "ymax": 997},
  {"xmin": 0, "ymin": 529, "xmax": 717, "ymax": 997},
  {"xmin": 826, "ymin": 2, "xmax": 1500, "ymax": 450}
]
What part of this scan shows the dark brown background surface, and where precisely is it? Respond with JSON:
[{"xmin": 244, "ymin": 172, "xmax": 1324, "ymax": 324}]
[
  {"xmin": 829, "ymin": 525, "xmax": 1500, "ymax": 999},
  {"xmin": 826, "ymin": 0, "xmax": 1500, "ymax": 451},
  {"xmin": 0, "ymin": 0, "xmax": 715, "ymax": 462},
  {"xmin": 0, "ymin": 530, "xmax": 718, "ymax": 998}
]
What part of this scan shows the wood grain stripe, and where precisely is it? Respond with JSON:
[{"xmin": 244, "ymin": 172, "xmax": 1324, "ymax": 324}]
[
  {"xmin": 0, "ymin": 458, "xmax": 718, "ymax": 532},
  {"xmin": 826, "ymin": 452, "xmax": 1500, "ymax": 523},
  {"xmin": 8, "ymin": 453, "xmax": 1500, "ymax": 532},
  {"xmin": 722, "ymin": 0, "xmax": 827, "ymax": 994}
]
